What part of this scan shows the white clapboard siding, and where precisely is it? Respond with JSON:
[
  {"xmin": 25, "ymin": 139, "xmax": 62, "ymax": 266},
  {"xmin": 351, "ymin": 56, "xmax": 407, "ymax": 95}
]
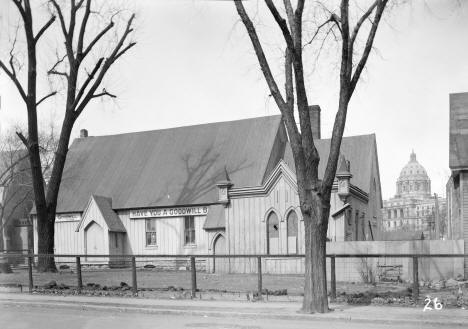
[
  {"xmin": 227, "ymin": 175, "xmax": 303, "ymax": 274},
  {"xmin": 117, "ymin": 211, "xmax": 209, "ymax": 257},
  {"xmin": 54, "ymin": 221, "xmax": 83, "ymax": 262}
]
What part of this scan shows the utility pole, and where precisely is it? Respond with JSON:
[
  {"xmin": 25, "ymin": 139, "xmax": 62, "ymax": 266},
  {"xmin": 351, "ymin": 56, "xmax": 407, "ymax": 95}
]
[{"xmin": 434, "ymin": 193, "xmax": 440, "ymax": 240}]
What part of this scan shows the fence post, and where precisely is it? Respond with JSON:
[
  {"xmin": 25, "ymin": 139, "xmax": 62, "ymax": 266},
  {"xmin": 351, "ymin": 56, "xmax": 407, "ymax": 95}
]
[
  {"xmin": 412, "ymin": 256, "xmax": 419, "ymax": 301},
  {"xmin": 330, "ymin": 256, "xmax": 336, "ymax": 301},
  {"xmin": 131, "ymin": 256, "xmax": 138, "ymax": 296},
  {"xmin": 76, "ymin": 257, "xmax": 82, "ymax": 293},
  {"xmin": 28, "ymin": 256, "xmax": 33, "ymax": 293},
  {"xmin": 190, "ymin": 256, "xmax": 197, "ymax": 298},
  {"xmin": 257, "ymin": 256, "xmax": 262, "ymax": 299},
  {"xmin": 191, "ymin": 256, "xmax": 197, "ymax": 298}
]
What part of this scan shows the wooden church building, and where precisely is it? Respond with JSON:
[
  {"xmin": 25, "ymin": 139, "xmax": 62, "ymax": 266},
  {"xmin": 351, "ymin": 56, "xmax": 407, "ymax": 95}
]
[{"xmin": 32, "ymin": 107, "xmax": 383, "ymax": 273}]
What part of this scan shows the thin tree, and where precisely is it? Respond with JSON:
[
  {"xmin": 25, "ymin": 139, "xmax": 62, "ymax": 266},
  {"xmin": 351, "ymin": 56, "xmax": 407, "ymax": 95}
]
[
  {"xmin": 0, "ymin": 0, "xmax": 136, "ymax": 271},
  {"xmin": 234, "ymin": 0, "xmax": 388, "ymax": 313}
]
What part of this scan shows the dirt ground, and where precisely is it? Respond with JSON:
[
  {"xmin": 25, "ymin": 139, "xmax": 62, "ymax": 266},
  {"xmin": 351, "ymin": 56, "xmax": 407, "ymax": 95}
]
[{"xmin": 1, "ymin": 267, "xmax": 467, "ymax": 307}]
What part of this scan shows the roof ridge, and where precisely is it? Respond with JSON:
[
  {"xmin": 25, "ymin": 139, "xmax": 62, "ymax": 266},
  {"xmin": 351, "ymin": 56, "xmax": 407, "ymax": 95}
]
[
  {"xmin": 317, "ymin": 133, "xmax": 375, "ymax": 142},
  {"xmin": 75, "ymin": 114, "xmax": 282, "ymax": 139}
]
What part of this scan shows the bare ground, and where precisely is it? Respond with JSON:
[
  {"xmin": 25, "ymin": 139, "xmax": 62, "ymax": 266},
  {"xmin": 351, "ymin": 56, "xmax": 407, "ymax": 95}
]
[{"xmin": 1, "ymin": 267, "xmax": 467, "ymax": 307}]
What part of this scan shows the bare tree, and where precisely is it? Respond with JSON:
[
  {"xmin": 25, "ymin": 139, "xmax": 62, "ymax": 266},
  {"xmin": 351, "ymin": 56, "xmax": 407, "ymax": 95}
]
[
  {"xmin": 0, "ymin": 0, "xmax": 136, "ymax": 271},
  {"xmin": 234, "ymin": 0, "xmax": 388, "ymax": 313},
  {"xmin": 0, "ymin": 127, "xmax": 57, "ymax": 251},
  {"xmin": 0, "ymin": 134, "xmax": 28, "ymax": 252}
]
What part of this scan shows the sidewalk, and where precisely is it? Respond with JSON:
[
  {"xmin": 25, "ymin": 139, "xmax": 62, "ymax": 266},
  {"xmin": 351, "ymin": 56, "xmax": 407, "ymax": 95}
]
[{"xmin": 0, "ymin": 292, "xmax": 466, "ymax": 326}]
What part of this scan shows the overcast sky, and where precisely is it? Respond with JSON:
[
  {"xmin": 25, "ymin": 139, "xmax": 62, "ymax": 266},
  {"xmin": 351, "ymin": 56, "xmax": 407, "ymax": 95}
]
[{"xmin": 1, "ymin": 0, "xmax": 467, "ymax": 200}]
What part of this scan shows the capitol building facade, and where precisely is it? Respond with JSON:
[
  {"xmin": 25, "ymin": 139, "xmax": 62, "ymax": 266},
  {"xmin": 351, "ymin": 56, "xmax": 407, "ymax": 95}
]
[{"xmin": 382, "ymin": 151, "xmax": 446, "ymax": 239}]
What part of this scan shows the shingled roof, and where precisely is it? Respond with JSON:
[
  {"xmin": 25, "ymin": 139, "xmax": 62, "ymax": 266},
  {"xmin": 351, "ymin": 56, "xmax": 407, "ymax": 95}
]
[
  {"xmin": 449, "ymin": 92, "xmax": 468, "ymax": 170},
  {"xmin": 56, "ymin": 115, "xmax": 283, "ymax": 213},
  {"xmin": 90, "ymin": 195, "xmax": 126, "ymax": 232},
  {"xmin": 283, "ymin": 134, "xmax": 377, "ymax": 194}
]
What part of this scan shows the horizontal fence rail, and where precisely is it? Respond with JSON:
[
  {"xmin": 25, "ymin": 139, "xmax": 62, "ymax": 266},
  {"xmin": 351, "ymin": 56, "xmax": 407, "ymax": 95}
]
[
  {"xmin": 1, "ymin": 253, "xmax": 467, "ymax": 258},
  {"xmin": 1, "ymin": 252, "xmax": 466, "ymax": 302}
]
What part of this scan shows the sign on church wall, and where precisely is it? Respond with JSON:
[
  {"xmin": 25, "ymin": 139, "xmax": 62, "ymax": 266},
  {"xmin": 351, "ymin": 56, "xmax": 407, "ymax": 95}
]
[
  {"xmin": 130, "ymin": 206, "xmax": 209, "ymax": 219},
  {"xmin": 56, "ymin": 214, "xmax": 81, "ymax": 222}
]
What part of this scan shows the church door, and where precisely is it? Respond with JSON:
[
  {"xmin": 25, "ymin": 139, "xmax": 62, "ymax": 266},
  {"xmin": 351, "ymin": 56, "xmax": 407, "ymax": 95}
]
[
  {"xmin": 213, "ymin": 234, "xmax": 228, "ymax": 273},
  {"xmin": 85, "ymin": 221, "xmax": 105, "ymax": 262}
]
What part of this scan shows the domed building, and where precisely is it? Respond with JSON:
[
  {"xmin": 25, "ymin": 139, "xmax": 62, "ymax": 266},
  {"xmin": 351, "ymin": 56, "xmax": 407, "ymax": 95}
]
[
  {"xmin": 381, "ymin": 151, "xmax": 446, "ymax": 239},
  {"xmin": 395, "ymin": 152, "xmax": 431, "ymax": 199}
]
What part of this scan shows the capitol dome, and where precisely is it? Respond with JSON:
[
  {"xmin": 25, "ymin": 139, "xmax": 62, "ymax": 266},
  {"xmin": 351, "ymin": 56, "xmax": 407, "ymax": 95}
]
[{"xmin": 396, "ymin": 151, "xmax": 431, "ymax": 198}]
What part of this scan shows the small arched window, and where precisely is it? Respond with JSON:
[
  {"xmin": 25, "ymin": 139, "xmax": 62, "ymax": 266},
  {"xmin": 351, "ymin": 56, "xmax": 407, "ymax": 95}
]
[
  {"xmin": 266, "ymin": 212, "xmax": 279, "ymax": 255},
  {"xmin": 286, "ymin": 211, "xmax": 298, "ymax": 254}
]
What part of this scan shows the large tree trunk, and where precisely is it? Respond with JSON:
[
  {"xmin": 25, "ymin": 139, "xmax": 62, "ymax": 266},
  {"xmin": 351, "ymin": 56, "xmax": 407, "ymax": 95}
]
[
  {"xmin": 27, "ymin": 100, "xmax": 56, "ymax": 272},
  {"xmin": 302, "ymin": 193, "xmax": 329, "ymax": 313},
  {"xmin": 37, "ymin": 116, "xmax": 74, "ymax": 272},
  {"xmin": 36, "ymin": 210, "xmax": 56, "ymax": 272}
]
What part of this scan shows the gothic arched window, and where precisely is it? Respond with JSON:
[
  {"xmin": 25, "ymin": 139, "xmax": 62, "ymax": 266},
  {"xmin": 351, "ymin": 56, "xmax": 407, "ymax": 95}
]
[
  {"xmin": 286, "ymin": 211, "xmax": 298, "ymax": 254},
  {"xmin": 266, "ymin": 212, "xmax": 279, "ymax": 254}
]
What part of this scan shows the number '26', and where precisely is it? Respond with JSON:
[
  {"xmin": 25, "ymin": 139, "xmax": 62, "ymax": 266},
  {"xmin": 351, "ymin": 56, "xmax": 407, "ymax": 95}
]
[{"xmin": 424, "ymin": 297, "xmax": 443, "ymax": 311}]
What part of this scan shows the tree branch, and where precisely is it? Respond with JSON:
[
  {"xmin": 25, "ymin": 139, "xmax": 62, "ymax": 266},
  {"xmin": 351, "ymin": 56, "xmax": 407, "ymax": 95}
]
[
  {"xmin": 16, "ymin": 132, "xmax": 28, "ymax": 148},
  {"xmin": 47, "ymin": 53, "xmax": 69, "ymax": 79},
  {"xmin": 0, "ymin": 60, "xmax": 27, "ymax": 102},
  {"xmin": 283, "ymin": 0, "xmax": 296, "ymax": 39},
  {"xmin": 285, "ymin": 48, "xmax": 294, "ymax": 110},
  {"xmin": 350, "ymin": 0, "xmax": 379, "ymax": 46},
  {"xmin": 0, "ymin": 23, "xmax": 27, "ymax": 101},
  {"xmin": 35, "ymin": 15, "xmax": 56, "ymax": 44},
  {"xmin": 114, "ymin": 42, "xmax": 136, "ymax": 61},
  {"xmin": 0, "ymin": 154, "xmax": 29, "ymax": 186},
  {"xmin": 50, "ymin": 0, "xmax": 68, "ymax": 37},
  {"xmin": 12, "ymin": 0, "xmax": 27, "ymax": 22},
  {"xmin": 36, "ymin": 91, "xmax": 57, "ymax": 106},
  {"xmin": 72, "ymin": 57, "xmax": 104, "ymax": 109},
  {"xmin": 74, "ymin": 14, "xmax": 136, "ymax": 116},
  {"xmin": 303, "ymin": 17, "xmax": 334, "ymax": 49},
  {"xmin": 264, "ymin": 0, "xmax": 294, "ymax": 51},
  {"xmin": 233, "ymin": 0, "xmax": 286, "ymax": 109},
  {"xmin": 350, "ymin": 0, "xmax": 388, "ymax": 94},
  {"xmin": 50, "ymin": 0, "xmax": 74, "ymax": 61},
  {"xmin": 80, "ymin": 20, "xmax": 115, "ymax": 59},
  {"xmin": 91, "ymin": 88, "xmax": 116, "ymax": 99},
  {"xmin": 330, "ymin": 13, "xmax": 343, "ymax": 34}
]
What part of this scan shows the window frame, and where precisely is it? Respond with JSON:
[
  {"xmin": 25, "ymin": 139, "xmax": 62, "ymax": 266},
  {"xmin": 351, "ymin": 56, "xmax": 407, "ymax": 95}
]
[
  {"xmin": 266, "ymin": 211, "xmax": 279, "ymax": 255},
  {"xmin": 145, "ymin": 218, "xmax": 157, "ymax": 247},
  {"xmin": 286, "ymin": 210, "xmax": 298, "ymax": 254},
  {"xmin": 184, "ymin": 216, "xmax": 196, "ymax": 246}
]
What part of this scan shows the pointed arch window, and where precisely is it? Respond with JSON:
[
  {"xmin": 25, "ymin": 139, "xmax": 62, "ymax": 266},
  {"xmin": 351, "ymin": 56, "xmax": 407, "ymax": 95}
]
[
  {"xmin": 266, "ymin": 211, "xmax": 279, "ymax": 255},
  {"xmin": 286, "ymin": 211, "xmax": 298, "ymax": 254}
]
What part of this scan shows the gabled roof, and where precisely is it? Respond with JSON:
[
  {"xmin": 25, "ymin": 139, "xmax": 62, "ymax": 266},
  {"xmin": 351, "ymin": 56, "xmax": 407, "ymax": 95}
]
[
  {"xmin": 283, "ymin": 134, "xmax": 377, "ymax": 193},
  {"xmin": 56, "ymin": 115, "xmax": 283, "ymax": 213},
  {"xmin": 92, "ymin": 195, "xmax": 126, "ymax": 232},
  {"xmin": 449, "ymin": 92, "xmax": 468, "ymax": 170},
  {"xmin": 76, "ymin": 195, "xmax": 126, "ymax": 232}
]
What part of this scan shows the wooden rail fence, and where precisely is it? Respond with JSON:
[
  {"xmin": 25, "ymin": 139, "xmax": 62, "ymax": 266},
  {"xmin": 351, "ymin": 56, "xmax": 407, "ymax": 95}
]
[{"xmin": 1, "ymin": 253, "xmax": 467, "ymax": 301}]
